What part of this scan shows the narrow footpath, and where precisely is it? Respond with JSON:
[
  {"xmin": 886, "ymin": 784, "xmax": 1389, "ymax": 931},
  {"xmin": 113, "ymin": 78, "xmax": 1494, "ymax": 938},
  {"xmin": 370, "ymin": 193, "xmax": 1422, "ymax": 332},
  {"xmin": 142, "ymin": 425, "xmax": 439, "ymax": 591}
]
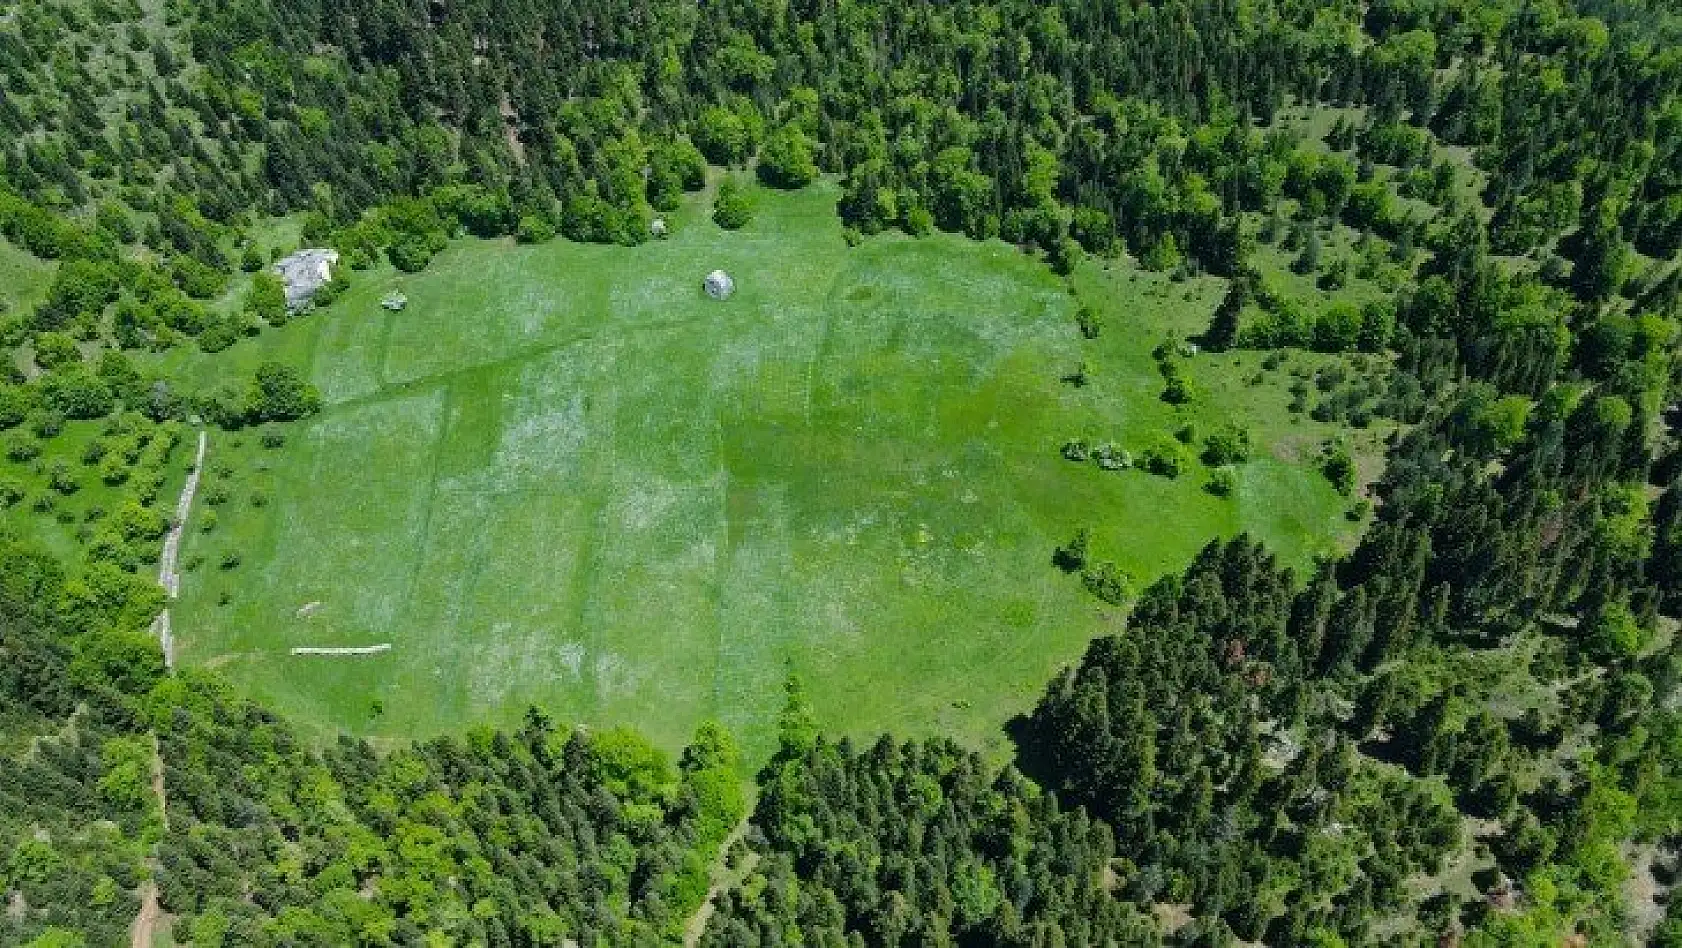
[{"xmin": 683, "ymin": 816, "xmax": 757, "ymax": 947}]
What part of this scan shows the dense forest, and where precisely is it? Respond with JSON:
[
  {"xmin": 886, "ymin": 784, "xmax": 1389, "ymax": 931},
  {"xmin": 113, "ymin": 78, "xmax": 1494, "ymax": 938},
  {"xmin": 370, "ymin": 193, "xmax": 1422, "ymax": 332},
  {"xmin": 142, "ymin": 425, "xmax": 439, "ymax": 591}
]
[{"xmin": 4, "ymin": 0, "xmax": 1682, "ymax": 943}]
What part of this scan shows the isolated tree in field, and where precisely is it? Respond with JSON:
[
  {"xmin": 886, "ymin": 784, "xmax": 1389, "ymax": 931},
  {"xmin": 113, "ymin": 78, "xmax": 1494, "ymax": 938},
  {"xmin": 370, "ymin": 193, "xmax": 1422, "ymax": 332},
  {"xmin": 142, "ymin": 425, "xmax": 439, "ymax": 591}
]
[
  {"xmin": 0, "ymin": 384, "xmax": 33, "ymax": 428},
  {"xmin": 1320, "ymin": 439, "xmax": 1356, "ymax": 494},
  {"xmin": 1206, "ymin": 466, "xmax": 1237, "ymax": 496},
  {"xmin": 1160, "ymin": 364, "xmax": 1195, "ymax": 404},
  {"xmin": 1076, "ymin": 306, "xmax": 1102, "ymax": 339},
  {"xmin": 1054, "ymin": 527, "xmax": 1090, "ymax": 572},
  {"xmin": 1142, "ymin": 434, "xmax": 1188, "ymax": 476}
]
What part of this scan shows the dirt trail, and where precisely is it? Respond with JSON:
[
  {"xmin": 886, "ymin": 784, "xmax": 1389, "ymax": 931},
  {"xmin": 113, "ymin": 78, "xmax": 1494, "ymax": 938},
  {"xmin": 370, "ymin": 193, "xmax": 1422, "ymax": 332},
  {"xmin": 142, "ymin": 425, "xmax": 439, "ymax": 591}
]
[
  {"xmin": 129, "ymin": 881, "xmax": 161, "ymax": 948},
  {"xmin": 129, "ymin": 734, "xmax": 170, "ymax": 947},
  {"xmin": 152, "ymin": 430, "xmax": 208, "ymax": 668},
  {"xmin": 683, "ymin": 817, "xmax": 756, "ymax": 947}
]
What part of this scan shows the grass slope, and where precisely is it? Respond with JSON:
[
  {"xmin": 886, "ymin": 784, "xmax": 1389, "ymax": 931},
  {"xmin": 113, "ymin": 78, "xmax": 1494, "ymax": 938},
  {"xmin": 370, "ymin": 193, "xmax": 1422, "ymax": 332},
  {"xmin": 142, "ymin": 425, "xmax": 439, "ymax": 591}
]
[{"xmin": 164, "ymin": 181, "xmax": 1365, "ymax": 761}]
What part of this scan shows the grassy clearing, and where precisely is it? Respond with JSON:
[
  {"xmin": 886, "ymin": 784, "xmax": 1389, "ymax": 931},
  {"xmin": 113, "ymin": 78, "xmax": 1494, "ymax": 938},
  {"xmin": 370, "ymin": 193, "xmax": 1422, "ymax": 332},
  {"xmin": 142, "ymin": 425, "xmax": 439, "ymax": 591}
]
[
  {"xmin": 159, "ymin": 180, "xmax": 1368, "ymax": 762},
  {"xmin": 0, "ymin": 238, "xmax": 55, "ymax": 327}
]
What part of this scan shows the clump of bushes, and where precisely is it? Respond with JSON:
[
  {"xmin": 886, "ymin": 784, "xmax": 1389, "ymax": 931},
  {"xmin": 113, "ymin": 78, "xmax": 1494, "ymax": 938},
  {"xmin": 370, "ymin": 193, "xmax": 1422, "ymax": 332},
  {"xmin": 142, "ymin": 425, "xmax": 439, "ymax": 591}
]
[
  {"xmin": 32, "ymin": 331, "xmax": 82, "ymax": 370},
  {"xmin": 1054, "ymin": 528, "xmax": 1135, "ymax": 605},
  {"xmin": 30, "ymin": 409, "xmax": 66, "ymax": 438},
  {"xmin": 312, "ymin": 274, "xmax": 350, "ymax": 308},
  {"xmin": 1076, "ymin": 306, "xmax": 1102, "ymax": 339},
  {"xmin": 1206, "ymin": 467, "xmax": 1237, "ymax": 497},
  {"xmin": 1053, "ymin": 527, "xmax": 1089, "ymax": 573},
  {"xmin": 1141, "ymin": 435, "xmax": 1188, "ymax": 477},
  {"xmin": 84, "ymin": 499, "xmax": 169, "ymax": 570},
  {"xmin": 99, "ymin": 453, "xmax": 131, "ymax": 485},
  {"xmin": 1061, "ymin": 438, "xmax": 1131, "ymax": 471},
  {"xmin": 1093, "ymin": 442, "xmax": 1131, "ymax": 471},
  {"xmin": 6, "ymin": 431, "xmax": 41, "ymax": 461},
  {"xmin": 515, "ymin": 214, "xmax": 557, "ymax": 244},
  {"xmin": 1160, "ymin": 363, "xmax": 1194, "ymax": 404},
  {"xmin": 1153, "ymin": 337, "xmax": 1198, "ymax": 404},
  {"xmin": 1082, "ymin": 561, "xmax": 1133, "ymax": 605},
  {"xmin": 0, "ymin": 384, "xmax": 33, "ymax": 428},
  {"xmin": 192, "ymin": 362, "xmax": 322, "ymax": 429},
  {"xmin": 1201, "ymin": 424, "xmax": 1253, "ymax": 466},
  {"xmin": 48, "ymin": 459, "xmax": 79, "ymax": 494}
]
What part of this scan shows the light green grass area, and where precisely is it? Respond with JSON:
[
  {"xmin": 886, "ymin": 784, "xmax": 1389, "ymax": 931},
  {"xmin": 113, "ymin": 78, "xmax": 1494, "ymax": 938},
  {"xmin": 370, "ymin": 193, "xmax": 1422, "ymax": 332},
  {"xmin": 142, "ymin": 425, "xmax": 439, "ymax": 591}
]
[
  {"xmin": 166, "ymin": 181, "xmax": 1367, "ymax": 762},
  {"xmin": 0, "ymin": 238, "xmax": 55, "ymax": 319},
  {"xmin": 1272, "ymin": 101, "xmax": 1367, "ymax": 150},
  {"xmin": 1248, "ymin": 217, "xmax": 1401, "ymax": 315}
]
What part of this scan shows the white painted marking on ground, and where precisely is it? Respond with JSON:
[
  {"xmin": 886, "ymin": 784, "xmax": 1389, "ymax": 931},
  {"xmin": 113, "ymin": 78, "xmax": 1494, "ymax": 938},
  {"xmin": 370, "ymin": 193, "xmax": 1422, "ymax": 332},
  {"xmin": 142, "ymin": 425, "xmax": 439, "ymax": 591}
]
[{"xmin": 289, "ymin": 644, "xmax": 393, "ymax": 656}]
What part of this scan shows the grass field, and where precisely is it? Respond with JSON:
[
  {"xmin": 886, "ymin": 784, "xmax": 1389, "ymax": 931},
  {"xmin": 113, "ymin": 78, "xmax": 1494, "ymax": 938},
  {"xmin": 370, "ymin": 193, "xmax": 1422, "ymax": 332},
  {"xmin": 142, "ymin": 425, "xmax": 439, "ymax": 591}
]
[{"xmin": 158, "ymin": 180, "xmax": 1369, "ymax": 761}]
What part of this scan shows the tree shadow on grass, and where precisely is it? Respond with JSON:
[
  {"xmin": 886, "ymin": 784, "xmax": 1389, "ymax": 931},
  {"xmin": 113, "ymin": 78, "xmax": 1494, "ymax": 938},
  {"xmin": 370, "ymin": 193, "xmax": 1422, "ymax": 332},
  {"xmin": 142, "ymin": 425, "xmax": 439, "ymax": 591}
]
[{"xmin": 1003, "ymin": 710, "xmax": 1062, "ymax": 794}]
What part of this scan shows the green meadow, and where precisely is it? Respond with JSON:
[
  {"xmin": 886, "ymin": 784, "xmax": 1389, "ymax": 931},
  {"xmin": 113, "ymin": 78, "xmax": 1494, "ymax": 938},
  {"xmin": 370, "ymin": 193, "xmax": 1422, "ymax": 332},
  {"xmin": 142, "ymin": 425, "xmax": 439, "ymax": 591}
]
[{"xmin": 161, "ymin": 181, "xmax": 1368, "ymax": 761}]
